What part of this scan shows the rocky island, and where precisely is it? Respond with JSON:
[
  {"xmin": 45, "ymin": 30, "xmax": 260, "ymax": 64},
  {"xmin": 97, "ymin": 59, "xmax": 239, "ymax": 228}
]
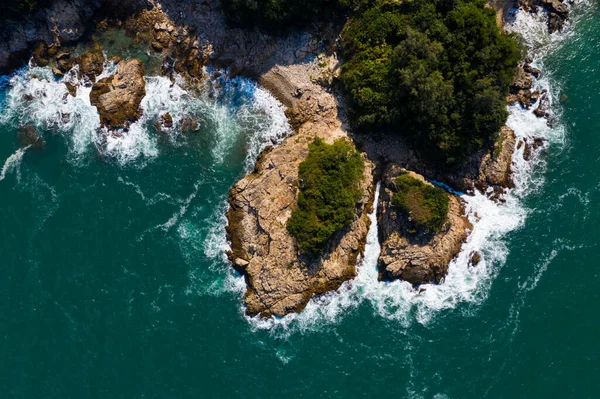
[{"xmin": 0, "ymin": 0, "xmax": 566, "ymax": 318}]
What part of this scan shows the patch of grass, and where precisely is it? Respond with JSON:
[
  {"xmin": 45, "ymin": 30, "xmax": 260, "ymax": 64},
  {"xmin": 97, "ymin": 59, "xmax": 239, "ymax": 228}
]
[
  {"xmin": 392, "ymin": 173, "xmax": 449, "ymax": 234},
  {"xmin": 287, "ymin": 138, "xmax": 365, "ymax": 255}
]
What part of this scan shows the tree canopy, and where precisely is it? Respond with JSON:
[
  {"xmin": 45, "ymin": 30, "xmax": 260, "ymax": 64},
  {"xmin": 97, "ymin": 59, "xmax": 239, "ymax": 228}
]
[{"xmin": 340, "ymin": 0, "xmax": 521, "ymax": 165}]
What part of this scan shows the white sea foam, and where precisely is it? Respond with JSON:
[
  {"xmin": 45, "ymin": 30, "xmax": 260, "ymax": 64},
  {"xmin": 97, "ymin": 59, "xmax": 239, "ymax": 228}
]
[
  {"xmin": 216, "ymin": 6, "xmax": 576, "ymax": 335},
  {"xmin": 0, "ymin": 145, "xmax": 30, "ymax": 182},
  {"xmin": 1, "ymin": 63, "xmax": 290, "ymax": 169}
]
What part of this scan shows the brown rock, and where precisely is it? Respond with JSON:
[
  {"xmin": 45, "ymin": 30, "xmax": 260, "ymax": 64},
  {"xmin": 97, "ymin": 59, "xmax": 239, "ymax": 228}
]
[
  {"xmin": 77, "ymin": 43, "xmax": 105, "ymax": 80},
  {"xmin": 64, "ymin": 81, "xmax": 77, "ymax": 97},
  {"xmin": 226, "ymin": 62, "xmax": 374, "ymax": 318},
  {"xmin": 377, "ymin": 166, "xmax": 472, "ymax": 285},
  {"xmin": 476, "ymin": 126, "xmax": 516, "ymax": 195},
  {"xmin": 32, "ymin": 42, "xmax": 49, "ymax": 67},
  {"xmin": 90, "ymin": 59, "xmax": 146, "ymax": 130},
  {"xmin": 469, "ymin": 252, "xmax": 481, "ymax": 267},
  {"xmin": 17, "ymin": 125, "xmax": 45, "ymax": 150}
]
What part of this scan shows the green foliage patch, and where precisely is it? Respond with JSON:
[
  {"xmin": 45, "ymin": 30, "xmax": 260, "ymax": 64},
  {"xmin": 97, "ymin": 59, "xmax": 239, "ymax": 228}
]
[
  {"xmin": 340, "ymin": 0, "xmax": 521, "ymax": 165},
  {"xmin": 392, "ymin": 173, "xmax": 449, "ymax": 234},
  {"xmin": 287, "ymin": 138, "xmax": 365, "ymax": 255}
]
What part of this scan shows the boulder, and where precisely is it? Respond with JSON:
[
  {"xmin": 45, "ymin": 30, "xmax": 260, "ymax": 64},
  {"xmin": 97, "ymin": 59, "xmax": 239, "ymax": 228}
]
[
  {"xmin": 377, "ymin": 166, "xmax": 472, "ymax": 285},
  {"xmin": 90, "ymin": 59, "xmax": 146, "ymax": 129},
  {"xmin": 77, "ymin": 43, "xmax": 105, "ymax": 80}
]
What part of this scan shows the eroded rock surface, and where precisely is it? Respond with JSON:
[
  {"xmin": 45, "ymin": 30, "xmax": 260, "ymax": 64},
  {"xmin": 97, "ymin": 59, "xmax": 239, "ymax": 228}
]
[
  {"xmin": 90, "ymin": 59, "xmax": 146, "ymax": 129},
  {"xmin": 377, "ymin": 166, "xmax": 472, "ymax": 285},
  {"xmin": 475, "ymin": 126, "xmax": 517, "ymax": 196},
  {"xmin": 227, "ymin": 62, "xmax": 374, "ymax": 317}
]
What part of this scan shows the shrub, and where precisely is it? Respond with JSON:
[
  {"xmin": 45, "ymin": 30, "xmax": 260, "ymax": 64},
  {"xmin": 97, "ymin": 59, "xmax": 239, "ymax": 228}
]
[
  {"xmin": 392, "ymin": 173, "xmax": 449, "ymax": 234},
  {"xmin": 287, "ymin": 138, "xmax": 365, "ymax": 255},
  {"xmin": 340, "ymin": 0, "xmax": 521, "ymax": 165}
]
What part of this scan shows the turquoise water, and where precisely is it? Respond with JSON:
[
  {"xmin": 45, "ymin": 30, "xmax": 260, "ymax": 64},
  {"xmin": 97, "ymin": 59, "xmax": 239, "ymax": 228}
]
[{"xmin": 1, "ymin": 4, "xmax": 599, "ymax": 397}]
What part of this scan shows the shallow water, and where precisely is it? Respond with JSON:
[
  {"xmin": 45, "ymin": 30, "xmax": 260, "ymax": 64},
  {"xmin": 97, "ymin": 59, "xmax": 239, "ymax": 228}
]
[{"xmin": 1, "ymin": 3, "xmax": 599, "ymax": 397}]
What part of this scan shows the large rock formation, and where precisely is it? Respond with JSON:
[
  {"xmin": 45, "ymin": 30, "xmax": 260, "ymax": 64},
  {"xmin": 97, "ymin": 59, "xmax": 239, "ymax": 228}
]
[
  {"xmin": 77, "ymin": 43, "xmax": 105, "ymax": 81},
  {"xmin": 226, "ymin": 62, "xmax": 375, "ymax": 318},
  {"xmin": 475, "ymin": 126, "xmax": 517, "ymax": 196},
  {"xmin": 377, "ymin": 166, "xmax": 472, "ymax": 285},
  {"xmin": 90, "ymin": 59, "xmax": 146, "ymax": 129}
]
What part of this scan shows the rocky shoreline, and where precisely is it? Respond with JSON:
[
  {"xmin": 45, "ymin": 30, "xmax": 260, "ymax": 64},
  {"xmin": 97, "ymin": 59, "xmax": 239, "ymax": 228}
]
[
  {"xmin": 226, "ymin": 62, "xmax": 375, "ymax": 317},
  {"xmin": 0, "ymin": 0, "xmax": 565, "ymax": 318}
]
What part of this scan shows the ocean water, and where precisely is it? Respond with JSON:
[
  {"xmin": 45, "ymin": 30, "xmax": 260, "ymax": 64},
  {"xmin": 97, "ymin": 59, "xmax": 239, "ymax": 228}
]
[{"xmin": 0, "ymin": 3, "xmax": 599, "ymax": 397}]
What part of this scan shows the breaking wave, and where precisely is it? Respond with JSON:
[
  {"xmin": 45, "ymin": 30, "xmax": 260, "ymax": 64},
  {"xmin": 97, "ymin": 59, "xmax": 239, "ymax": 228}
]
[
  {"xmin": 0, "ymin": 62, "xmax": 290, "ymax": 168},
  {"xmin": 215, "ymin": 5, "xmax": 577, "ymax": 336}
]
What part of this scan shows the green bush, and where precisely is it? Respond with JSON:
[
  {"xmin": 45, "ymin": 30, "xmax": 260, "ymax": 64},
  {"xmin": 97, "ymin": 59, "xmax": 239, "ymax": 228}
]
[
  {"xmin": 287, "ymin": 138, "xmax": 365, "ymax": 255},
  {"xmin": 340, "ymin": 0, "xmax": 521, "ymax": 165},
  {"xmin": 392, "ymin": 173, "xmax": 449, "ymax": 234}
]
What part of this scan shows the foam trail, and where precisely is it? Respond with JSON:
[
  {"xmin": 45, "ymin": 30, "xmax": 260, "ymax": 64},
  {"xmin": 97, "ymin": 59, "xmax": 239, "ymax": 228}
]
[{"xmin": 0, "ymin": 145, "xmax": 30, "ymax": 181}]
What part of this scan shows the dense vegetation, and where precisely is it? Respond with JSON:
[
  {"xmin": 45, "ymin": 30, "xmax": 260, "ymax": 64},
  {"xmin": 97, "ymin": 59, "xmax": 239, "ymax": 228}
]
[
  {"xmin": 340, "ymin": 0, "xmax": 521, "ymax": 165},
  {"xmin": 392, "ymin": 173, "xmax": 449, "ymax": 234},
  {"xmin": 287, "ymin": 138, "xmax": 365, "ymax": 255},
  {"xmin": 222, "ymin": 0, "xmax": 520, "ymax": 165}
]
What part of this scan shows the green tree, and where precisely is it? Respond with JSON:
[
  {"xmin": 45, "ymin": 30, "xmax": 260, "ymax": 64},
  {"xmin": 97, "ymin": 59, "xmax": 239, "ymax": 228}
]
[{"xmin": 287, "ymin": 138, "xmax": 365, "ymax": 255}]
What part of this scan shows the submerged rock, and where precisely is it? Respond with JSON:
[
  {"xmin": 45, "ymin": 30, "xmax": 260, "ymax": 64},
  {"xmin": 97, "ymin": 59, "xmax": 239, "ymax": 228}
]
[
  {"xmin": 17, "ymin": 125, "xmax": 45, "ymax": 150},
  {"xmin": 377, "ymin": 166, "xmax": 472, "ymax": 285},
  {"xmin": 90, "ymin": 59, "xmax": 146, "ymax": 130}
]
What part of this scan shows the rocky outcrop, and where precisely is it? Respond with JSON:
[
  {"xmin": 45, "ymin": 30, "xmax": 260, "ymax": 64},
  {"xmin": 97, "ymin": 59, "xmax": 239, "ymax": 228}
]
[
  {"xmin": 77, "ymin": 43, "xmax": 105, "ymax": 81},
  {"xmin": 475, "ymin": 126, "xmax": 516, "ymax": 197},
  {"xmin": 377, "ymin": 166, "xmax": 472, "ymax": 285},
  {"xmin": 226, "ymin": 62, "xmax": 375, "ymax": 317},
  {"xmin": 0, "ymin": 0, "xmax": 152, "ymax": 74},
  {"xmin": 90, "ymin": 59, "xmax": 146, "ymax": 129},
  {"xmin": 508, "ymin": 64, "xmax": 535, "ymax": 107},
  {"xmin": 517, "ymin": 0, "xmax": 570, "ymax": 33}
]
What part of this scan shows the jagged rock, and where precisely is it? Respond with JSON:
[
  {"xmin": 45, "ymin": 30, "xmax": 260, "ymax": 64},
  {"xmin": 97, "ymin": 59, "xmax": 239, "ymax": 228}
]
[
  {"xmin": 533, "ymin": 91, "xmax": 551, "ymax": 118},
  {"xmin": 64, "ymin": 81, "xmax": 78, "ymax": 97},
  {"xmin": 226, "ymin": 62, "xmax": 374, "ymax": 318},
  {"xmin": 509, "ymin": 65, "xmax": 534, "ymax": 107},
  {"xmin": 524, "ymin": 63, "xmax": 541, "ymax": 78},
  {"xmin": 17, "ymin": 125, "xmax": 45, "ymax": 150},
  {"xmin": 77, "ymin": 43, "xmax": 105, "ymax": 80},
  {"xmin": 32, "ymin": 42, "xmax": 50, "ymax": 67},
  {"xmin": 469, "ymin": 252, "xmax": 481, "ymax": 267},
  {"xmin": 154, "ymin": 112, "xmax": 173, "ymax": 132},
  {"xmin": 475, "ymin": 126, "xmax": 516, "ymax": 195},
  {"xmin": 90, "ymin": 59, "xmax": 146, "ymax": 129},
  {"xmin": 377, "ymin": 166, "xmax": 472, "ymax": 285}
]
